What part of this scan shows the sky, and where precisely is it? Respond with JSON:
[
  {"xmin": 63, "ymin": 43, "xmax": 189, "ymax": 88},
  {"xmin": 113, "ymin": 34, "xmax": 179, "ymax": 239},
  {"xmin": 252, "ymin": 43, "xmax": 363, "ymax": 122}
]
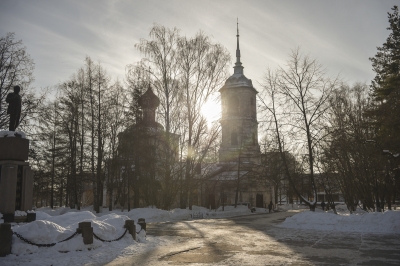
[{"xmin": 0, "ymin": 0, "xmax": 398, "ymax": 120}]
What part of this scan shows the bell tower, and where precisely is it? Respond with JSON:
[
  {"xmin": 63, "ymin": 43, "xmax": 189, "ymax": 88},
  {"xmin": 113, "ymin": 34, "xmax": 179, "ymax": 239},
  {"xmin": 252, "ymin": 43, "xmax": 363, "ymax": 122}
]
[{"xmin": 219, "ymin": 21, "xmax": 260, "ymax": 164}]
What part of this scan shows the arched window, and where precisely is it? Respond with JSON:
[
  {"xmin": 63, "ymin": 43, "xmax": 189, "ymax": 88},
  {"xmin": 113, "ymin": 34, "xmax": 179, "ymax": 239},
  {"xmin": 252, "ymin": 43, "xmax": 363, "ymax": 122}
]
[
  {"xmin": 228, "ymin": 96, "xmax": 239, "ymax": 114},
  {"xmin": 231, "ymin": 131, "xmax": 238, "ymax": 145}
]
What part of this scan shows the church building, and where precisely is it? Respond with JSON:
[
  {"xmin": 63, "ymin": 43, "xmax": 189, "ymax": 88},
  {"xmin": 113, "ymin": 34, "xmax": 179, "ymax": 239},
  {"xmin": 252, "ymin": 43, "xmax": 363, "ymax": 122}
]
[
  {"xmin": 202, "ymin": 23, "xmax": 273, "ymax": 209},
  {"xmin": 219, "ymin": 23, "xmax": 261, "ymax": 164}
]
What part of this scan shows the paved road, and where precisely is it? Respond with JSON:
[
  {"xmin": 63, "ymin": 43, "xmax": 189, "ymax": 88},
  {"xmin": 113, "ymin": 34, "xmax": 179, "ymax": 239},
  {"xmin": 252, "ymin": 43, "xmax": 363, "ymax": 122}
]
[{"xmin": 106, "ymin": 210, "xmax": 400, "ymax": 265}]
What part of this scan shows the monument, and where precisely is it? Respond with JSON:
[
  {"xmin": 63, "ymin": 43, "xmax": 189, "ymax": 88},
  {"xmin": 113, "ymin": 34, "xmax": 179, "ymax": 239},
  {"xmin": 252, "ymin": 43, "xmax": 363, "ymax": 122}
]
[
  {"xmin": 6, "ymin": 85, "xmax": 22, "ymax": 131},
  {"xmin": 0, "ymin": 85, "xmax": 34, "ymax": 223}
]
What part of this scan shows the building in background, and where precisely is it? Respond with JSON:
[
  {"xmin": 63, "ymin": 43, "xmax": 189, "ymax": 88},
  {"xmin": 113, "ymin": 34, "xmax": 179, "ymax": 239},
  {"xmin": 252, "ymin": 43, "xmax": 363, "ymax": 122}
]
[
  {"xmin": 200, "ymin": 23, "xmax": 273, "ymax": 209},
  {"xmin": 104, "ymin": 85, "xmax": 179, "ymax": 210}
]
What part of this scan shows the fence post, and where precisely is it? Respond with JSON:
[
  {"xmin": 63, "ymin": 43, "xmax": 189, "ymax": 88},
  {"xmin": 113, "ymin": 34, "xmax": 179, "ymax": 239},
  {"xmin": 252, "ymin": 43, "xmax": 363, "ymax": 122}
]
[
  {"xmin": 124, "ymin": 220, "xmax": 136, "ymax": 241},
  {"xmin": 26, "ymin": 213, "xmax": 36, "ymax": 222},
  {"xmin": 78, "ymin": 221, "xmax": 93, "ymax": 244},
  {"xmin": 138, "ymin": 218, "xmax": 146, "ymax": 232},
  {"xmin": 0, "ymin": 223, "xmax": 12, "ymax": 257},
  {"xmin": 2, "ymin": 214, "xmax": 14, "ymax": 223}
]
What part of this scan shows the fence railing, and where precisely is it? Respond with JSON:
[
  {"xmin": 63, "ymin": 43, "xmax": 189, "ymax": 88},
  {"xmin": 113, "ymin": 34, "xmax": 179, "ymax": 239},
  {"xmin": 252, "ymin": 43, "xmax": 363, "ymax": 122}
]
[
  {"xmin": 0, "ymin": 218, "xmax": 146, "ymax": 257},
  {"xmin": 192, "ymin": 212, "xmax": 204, "ymax": 219}
]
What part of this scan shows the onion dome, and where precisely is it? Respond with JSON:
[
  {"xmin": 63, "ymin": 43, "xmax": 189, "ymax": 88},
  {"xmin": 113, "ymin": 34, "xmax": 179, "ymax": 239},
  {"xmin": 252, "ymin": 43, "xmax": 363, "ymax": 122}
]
[
  {"xmin": 138, "ymin": 85, "xmax": 160, "ymax": 109},
  {"xmin": 138, "ymin": 84, "xmax": 164, "ymax": 130}
]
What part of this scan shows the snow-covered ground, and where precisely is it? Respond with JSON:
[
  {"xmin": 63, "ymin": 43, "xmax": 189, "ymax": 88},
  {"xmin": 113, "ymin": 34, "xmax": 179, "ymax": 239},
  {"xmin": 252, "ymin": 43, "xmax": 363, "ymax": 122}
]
[
  {"xmin": 0, "ymin": 204, "xmax": 399, "ymax": 265},
  {"xmin": 280, "ymin": 206, "xmax": 400, "ymax": 234}
]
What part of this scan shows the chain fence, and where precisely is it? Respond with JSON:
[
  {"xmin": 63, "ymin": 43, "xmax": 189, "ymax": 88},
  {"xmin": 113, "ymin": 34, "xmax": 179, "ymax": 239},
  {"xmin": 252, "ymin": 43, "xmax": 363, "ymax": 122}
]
[
  {"xmin": 12, "ymin": 222, "xmax": 144, "ymax": 247},
  {"xmin": 13, "ymin": 231, "xmax": 80, "ymax": 247},
  {"xmin": 93, "ymin": 228, "xmax": 128, "ymax": 242}
]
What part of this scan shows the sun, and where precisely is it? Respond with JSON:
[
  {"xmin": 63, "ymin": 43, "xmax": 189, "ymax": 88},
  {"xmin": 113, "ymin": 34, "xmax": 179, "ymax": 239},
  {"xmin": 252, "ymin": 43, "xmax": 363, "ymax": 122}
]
[{"xmin": 201, "ymin": 98, "xmax": 221, "ymax": 125}]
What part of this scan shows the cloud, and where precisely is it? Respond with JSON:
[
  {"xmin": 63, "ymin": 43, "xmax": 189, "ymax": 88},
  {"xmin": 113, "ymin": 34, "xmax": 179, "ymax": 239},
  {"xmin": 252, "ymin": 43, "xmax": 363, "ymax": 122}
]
[{"xmin": 0, "ymin": 0, "xmax": 398, "ymax": 90}]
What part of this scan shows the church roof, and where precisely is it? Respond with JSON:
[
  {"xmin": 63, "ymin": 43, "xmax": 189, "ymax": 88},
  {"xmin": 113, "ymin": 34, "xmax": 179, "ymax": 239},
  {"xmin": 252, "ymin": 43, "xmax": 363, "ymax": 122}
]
[
  {"xmin": 138, "ymin": 85, "xmax": 160, "ymax": 109},
  {"xmin": 224, "ymin": 73, "xmax": 254, "ymax": 88},
  {"xmin": 220, "ymin": 20, "xmax": 256, "ymax": 91}
]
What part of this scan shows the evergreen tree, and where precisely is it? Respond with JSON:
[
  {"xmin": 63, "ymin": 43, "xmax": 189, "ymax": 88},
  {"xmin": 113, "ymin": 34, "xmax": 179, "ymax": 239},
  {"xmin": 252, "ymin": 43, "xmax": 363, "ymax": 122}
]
[{"xmin": 369, "ymin": 5, "xmax": 400, "ymax": 152}]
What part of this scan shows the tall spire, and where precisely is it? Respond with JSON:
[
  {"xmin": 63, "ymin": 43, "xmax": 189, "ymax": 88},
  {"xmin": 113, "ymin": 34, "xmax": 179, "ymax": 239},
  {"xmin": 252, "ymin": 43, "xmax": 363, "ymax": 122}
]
[
  {"xmin": 236, "ymin": 18, "xmax": 240, "ymax": 63},
  {"xmin": 234, "ymin": 18, "xmax": 244, "ymax": 75}
]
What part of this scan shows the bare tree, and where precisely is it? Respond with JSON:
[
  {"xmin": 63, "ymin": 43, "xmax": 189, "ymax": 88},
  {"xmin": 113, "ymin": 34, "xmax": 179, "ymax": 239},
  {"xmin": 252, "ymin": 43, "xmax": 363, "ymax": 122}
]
[
  {"xmin": 103, "ymin": 80, "xmax": 127, "ymax": 211},
  {"xmin": 58, "ymin": 80, "xmax": 80, "ymax": 208},
  {"xmin": 0, "ymin": 32, "xmax": 45, "ymax": 131},
  {"xmin": 259, "ymin": 48, "xmax": 339, "ymax": 210},
  {"xmin": 134, "ymin": 24, "xmax": 182, "ymax": 209},
  {"xmin": 177, "ymin": 31, "xmax": 230, "ymax": 209}
]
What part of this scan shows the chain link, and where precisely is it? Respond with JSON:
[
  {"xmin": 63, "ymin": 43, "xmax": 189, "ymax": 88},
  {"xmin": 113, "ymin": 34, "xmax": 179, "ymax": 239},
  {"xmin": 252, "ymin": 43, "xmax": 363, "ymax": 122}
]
[
  {"xmin": 136, "ymin": 228, "xmax": 143, "ymax": 234},
  {"xmin": 13, "ymin": 231, "xmax": 79, "ymax": 247},
  {"xmin": 58, "ymin": 231, "xmax": 79, "ymax": 243},
  {"xmin": 12, "ymin": 225, "xmax": 134, "ymax": 247},
  {"xmin": 93, "ymin": 228, "xmax": 128, "ymax": 242}
]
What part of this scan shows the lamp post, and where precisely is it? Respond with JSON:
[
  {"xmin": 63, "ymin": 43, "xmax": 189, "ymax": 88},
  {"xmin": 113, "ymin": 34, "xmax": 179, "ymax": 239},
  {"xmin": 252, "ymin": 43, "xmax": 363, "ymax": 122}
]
[
  {"xmin": 127, "ymin": 163, "xmax": 130, "ymax": 212},
  {"xmin": 128, "ymin": 163, "xmax": 135, "ymax": 212},
  {"xmin": 121, "ymin": 165, "xmax": 125, "ymax": 211}
]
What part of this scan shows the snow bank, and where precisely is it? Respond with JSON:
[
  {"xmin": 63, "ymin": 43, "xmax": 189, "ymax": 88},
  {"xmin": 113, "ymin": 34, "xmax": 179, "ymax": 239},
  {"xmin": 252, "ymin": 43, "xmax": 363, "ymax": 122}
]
[
  {"xmin": 44, "ymin": 205, "xmax": 255, "ymax": 223},
  {"xmin": 125, "ymin": 207, "xmax": 188, "ymax": 222},
  {"xmin": 107, "ymin": 205, "xmax": 253, "ymax": 222},
  {"xmin": 122, "ymin": 205, "xmax": 257, "ymax": 221},
  {"xmin": 1, "ymin": 203, "xmax": 399, "ymax": 266},
  {"xmin": 5, "ymin": 203, "xmax": 398, "ymax": 259},
  {"xmin": 11, "ymin": 211, "xmax": 135, "ymax": 255},
  {"xmin": 280, "ymin": 210, "xmax": 400, "ymax": 234},
  {"xmin": 3, "ymin": 205, "xmax": 255, "ymax": 256},
  {"xmin": 212, "ymin": 205, "xmax": 253, "ymax": 217},
  {"xmin": 277, "ymin": 203, "xmax": 309, "ymax": 211},
  {"xmin": 35, "ymin": 206, "xmax": 77, "ymax": 216},
  {"xmin": 0, "ymin": 130, "xmax": 26, "ymax": 138}
]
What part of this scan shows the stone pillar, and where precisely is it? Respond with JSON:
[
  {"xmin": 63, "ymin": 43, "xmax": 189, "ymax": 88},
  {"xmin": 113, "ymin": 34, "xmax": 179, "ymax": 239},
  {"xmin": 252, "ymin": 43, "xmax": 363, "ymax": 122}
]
[
  {"xmin": 21, "ymin": 166, "xmax": 33, "ymax": 211},
  {"xmin": 0, "ymin": 137, "xmax": 32, "ymax": 221},
  {"xmin": 0, "ymin": 223, "xmax": 12, "ymax": 257},
  {"xmin": 0, "ymin": 164, "xmax": 18, "ymax": 214},
  {"xmin": 124, "ymin": 220, "xmax": 136, "ymax": 241},
  {"xmin": 78, "ymin": 221, "xmax": 93, "ymax": 244},
  {"xmin": 138, "ymin": 218, "xmax": 146, "ymax": 232}
]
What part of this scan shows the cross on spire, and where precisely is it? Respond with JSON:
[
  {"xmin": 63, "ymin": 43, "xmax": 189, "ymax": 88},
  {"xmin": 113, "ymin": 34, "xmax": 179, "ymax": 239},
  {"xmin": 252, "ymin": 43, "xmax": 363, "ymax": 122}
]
[{"xmin": 234, "ymin": 18, "xmax": 244, "ymax": 74}]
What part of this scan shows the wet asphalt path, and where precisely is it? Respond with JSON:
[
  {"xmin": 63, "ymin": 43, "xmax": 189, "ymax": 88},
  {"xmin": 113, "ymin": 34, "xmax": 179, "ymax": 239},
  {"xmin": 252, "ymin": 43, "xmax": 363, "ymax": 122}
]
[{"xmin": 106, "ymin": 210, "xmax": 400, "ymax": 265}]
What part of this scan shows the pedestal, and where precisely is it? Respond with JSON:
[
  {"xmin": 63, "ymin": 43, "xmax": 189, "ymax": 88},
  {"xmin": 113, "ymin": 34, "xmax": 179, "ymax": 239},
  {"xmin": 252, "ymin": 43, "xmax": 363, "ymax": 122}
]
[
  {"xmin": 0, "ymin": 136, "xmax": 33, "ymax": 221},
  {"xmin": 0, "ymin": 137, "xmax": 29, "ymax": 161}
]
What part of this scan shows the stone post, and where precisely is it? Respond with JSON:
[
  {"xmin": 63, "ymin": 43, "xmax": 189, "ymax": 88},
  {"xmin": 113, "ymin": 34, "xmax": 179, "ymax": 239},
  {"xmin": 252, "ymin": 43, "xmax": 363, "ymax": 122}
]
[
  {"xmin": 78, "ymin": 221, "xmax": 93, "ymax": 244},
  {"xmin": 26, "ymin": 212, "xmax": 36, "ymax": 222},
  {"xmin": 124, "ymin": 220, "xmax": 136, "ymax": 241},
  {"xmin": 0, "ymin": 223, "xmax": 12, "ymax": 257},
  {"xmin": 2, "ymin": 213, "xmax": 15, "ymax": 223},
  {"xmin": 138, "ymin": 218, "xmax": 146, "ymax": 232}
]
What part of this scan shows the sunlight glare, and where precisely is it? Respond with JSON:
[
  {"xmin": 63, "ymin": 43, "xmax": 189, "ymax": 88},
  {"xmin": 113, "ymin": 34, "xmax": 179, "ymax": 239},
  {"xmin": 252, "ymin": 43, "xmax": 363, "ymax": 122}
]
[{"xmin": 201, "ymin": 98, "xmax": 221, "ymax": 125}]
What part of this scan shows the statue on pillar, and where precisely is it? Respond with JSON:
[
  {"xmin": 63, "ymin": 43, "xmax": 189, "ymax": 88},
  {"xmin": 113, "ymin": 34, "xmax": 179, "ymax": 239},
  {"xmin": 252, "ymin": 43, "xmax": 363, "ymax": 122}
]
[
  {"xmin": 6, "ymin": 85, "xmax": 22, "ymax": 131},
  {"xmin": 0, "ymin": 85, "xmax": 33, "ymax": 222}
]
